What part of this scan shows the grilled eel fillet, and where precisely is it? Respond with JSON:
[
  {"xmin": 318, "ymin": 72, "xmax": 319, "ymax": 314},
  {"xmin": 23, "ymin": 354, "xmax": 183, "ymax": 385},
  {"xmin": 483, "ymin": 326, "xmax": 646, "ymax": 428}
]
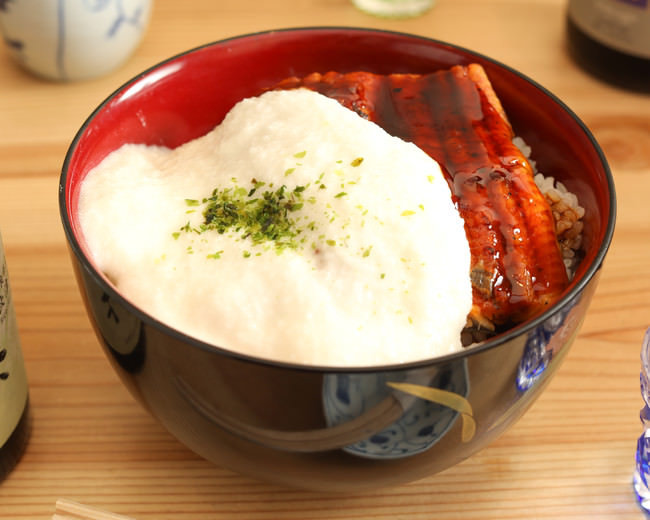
[{"xmin": 274, "ymin": 65, "xmax": 569, "ymax": 331}]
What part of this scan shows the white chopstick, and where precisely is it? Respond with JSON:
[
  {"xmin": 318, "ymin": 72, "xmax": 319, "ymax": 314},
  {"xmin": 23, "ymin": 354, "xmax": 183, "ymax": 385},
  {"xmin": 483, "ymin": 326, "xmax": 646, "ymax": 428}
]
[{"xmin": 52, "ymin": 499, "xmax": 136, "ymax": 520}]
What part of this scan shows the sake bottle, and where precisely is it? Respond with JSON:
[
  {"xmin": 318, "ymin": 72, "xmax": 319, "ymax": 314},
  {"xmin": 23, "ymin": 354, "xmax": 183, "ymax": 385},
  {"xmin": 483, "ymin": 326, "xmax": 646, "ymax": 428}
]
[{"xmin": 0, "ymin": 234, "xmax": 30, "ymax": 481}]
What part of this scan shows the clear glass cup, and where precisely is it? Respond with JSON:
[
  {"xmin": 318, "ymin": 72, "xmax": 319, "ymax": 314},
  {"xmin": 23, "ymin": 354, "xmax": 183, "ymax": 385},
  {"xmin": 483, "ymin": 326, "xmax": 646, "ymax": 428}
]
[{"xmin": 634, "ymin": 328, "xmax": 650, "ymax": 514}]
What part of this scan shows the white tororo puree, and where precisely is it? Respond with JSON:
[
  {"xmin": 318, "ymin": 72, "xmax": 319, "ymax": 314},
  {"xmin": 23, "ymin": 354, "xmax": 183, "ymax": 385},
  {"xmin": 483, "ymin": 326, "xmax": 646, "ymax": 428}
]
[{"xmin": 78, "ymin": 89, "xmax": 472, "ymax": 366}]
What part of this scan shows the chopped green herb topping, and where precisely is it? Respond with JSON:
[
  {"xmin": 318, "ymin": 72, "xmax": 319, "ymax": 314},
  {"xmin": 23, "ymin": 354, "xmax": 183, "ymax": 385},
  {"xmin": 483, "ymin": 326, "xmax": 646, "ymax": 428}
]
[
  {"xmin": 176, "ymin": 156, "xmax": 373, "ymax": 255},
  {"xmin": 198, "ymin": 181, "xmax": 307, "ymax": 252}
]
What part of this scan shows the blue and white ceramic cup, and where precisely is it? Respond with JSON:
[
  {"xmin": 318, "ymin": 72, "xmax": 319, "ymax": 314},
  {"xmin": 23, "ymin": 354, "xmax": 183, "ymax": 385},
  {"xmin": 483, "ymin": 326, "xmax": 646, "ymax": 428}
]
[{"xmin": 0, "ymin": 0, "xmax": 152, "ymax": 81}]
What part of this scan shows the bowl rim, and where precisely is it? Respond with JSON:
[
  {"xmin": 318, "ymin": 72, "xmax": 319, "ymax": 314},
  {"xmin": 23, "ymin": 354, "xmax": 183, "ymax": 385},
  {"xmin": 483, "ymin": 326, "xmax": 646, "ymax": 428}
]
[{"xmin": 58, "ymin": 26, "xmax": 617, "ymax": 373}]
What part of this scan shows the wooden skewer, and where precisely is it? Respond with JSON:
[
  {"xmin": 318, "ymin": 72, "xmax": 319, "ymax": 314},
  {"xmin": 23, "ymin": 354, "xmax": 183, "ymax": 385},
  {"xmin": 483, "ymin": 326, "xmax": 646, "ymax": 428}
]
[{"xmin": 52, "ymin": 499, "xmax": 136, "ymax": 520}]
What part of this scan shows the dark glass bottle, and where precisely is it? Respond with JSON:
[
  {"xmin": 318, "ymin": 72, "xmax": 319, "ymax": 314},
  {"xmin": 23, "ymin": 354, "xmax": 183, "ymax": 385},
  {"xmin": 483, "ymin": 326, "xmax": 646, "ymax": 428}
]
[
  {"xmin": 566, "ymin": 0, "xmax": 650, "ymax": 92},
  {"xmin": 0, "ymin": 235, "xmax": 30, "ymax": 481}
]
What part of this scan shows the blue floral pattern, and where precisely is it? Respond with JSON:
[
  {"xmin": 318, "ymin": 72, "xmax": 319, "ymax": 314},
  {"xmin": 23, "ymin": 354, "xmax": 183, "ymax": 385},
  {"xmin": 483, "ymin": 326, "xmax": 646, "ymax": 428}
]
[
  {"xmin": 516, "ymin": 294, "xmax": 581, "ymax": 391},
  {"xmin": 57, "ymin": 0, "xmax": 146, "ymax": 79},
  {"xmin": 323, "ymin": 361, "xmax": 469, "ymax": 459}
]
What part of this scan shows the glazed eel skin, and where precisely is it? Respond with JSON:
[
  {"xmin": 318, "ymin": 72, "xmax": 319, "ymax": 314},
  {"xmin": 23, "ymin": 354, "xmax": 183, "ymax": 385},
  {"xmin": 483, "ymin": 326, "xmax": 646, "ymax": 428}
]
[{"xmin": 274, "ymin": 64, "xmax": 569, "ymax": 331}]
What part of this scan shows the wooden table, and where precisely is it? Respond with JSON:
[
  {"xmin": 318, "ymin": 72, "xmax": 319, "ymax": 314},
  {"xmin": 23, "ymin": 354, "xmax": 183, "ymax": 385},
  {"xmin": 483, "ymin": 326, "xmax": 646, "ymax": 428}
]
[{"xmin": 1, "ymin": 0, "xmax": 648, "ymax": 518}]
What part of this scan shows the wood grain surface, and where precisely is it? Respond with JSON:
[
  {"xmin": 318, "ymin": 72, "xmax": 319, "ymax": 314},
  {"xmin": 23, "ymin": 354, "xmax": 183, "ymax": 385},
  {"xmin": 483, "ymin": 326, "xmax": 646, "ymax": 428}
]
[{"xmin": 1, "ymin": 0, "xmax": 649, "ymax": 518}]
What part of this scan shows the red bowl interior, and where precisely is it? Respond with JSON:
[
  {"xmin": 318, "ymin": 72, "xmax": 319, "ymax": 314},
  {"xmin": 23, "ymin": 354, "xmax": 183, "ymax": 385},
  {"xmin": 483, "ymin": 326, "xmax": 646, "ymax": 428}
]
[{"xmin": 61, "ymin": 27, "xmax": 614, "ymax": 342}]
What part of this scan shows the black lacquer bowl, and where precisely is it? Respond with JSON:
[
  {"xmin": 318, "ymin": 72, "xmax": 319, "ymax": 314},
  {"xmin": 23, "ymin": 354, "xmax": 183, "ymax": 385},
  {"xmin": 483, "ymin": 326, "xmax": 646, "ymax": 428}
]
[{"xmin": 59, "ymin": 28, "xmax": 615, "ymax": 491}]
